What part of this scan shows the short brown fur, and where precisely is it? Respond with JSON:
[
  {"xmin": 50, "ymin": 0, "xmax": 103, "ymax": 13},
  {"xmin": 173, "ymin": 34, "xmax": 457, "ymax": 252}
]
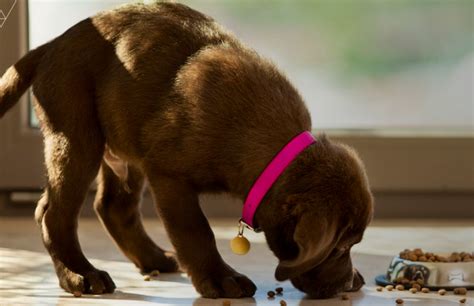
[{"xmin": 0, "ymin": 2, "xmax": 373, "ymax": 298}]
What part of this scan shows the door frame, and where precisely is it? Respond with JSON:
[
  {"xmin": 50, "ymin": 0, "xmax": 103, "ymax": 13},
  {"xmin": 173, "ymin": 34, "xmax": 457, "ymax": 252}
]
[{"xmin": 0, "ymin": 0, "xmax": 44, "ymax": 190}]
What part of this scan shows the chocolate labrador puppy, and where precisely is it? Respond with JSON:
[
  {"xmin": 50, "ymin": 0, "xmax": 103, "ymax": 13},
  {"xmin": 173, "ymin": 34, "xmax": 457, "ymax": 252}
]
[{"xmin": 0, "ymin": 2, "xmax": 373, "ymax": 299}]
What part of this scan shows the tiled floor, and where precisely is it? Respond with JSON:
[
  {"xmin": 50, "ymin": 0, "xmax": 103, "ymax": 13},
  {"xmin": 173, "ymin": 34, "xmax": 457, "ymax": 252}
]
[{"xmin": 0, "ymin": 218, "xmax": 473, "ymax": 305}]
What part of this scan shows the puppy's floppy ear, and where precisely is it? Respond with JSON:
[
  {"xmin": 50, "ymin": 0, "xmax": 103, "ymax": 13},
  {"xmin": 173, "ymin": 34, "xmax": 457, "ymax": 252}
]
[{"xmin": 275, "ymin": 209, "xmax": 338, "ymax": 281}]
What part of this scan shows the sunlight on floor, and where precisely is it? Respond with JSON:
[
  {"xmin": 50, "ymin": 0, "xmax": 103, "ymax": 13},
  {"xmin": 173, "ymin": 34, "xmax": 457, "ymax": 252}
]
[{"xmin": 0, "ymin": 218, "xmax": 473, "ymax": 305}]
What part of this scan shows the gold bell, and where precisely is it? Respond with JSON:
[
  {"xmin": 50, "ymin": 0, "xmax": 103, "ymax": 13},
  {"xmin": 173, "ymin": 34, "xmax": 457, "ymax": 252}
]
[{"xmin": 230, "ymin": 221, "xmax": 251, "ymax": 255}]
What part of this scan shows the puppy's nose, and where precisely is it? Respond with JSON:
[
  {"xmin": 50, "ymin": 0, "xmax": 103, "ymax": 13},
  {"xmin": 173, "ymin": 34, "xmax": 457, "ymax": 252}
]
[{"xmin": 346, "ymin": 269, "xmax": 365, "ymax": 292}]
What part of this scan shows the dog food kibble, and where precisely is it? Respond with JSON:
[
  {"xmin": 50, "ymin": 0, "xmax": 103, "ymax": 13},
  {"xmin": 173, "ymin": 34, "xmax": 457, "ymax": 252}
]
[
  {"xmin": 395, "ymin": 249, "xmax": 473, "ymax": 299},
  {"xmin": 275, "ymin": 287, "xmax": 283, "ymax": 294},
  {"xmin": 279, "ymin": 300, "xmax": 287, "ymax": 306},
  {"xmin": 143, "ymin": 275, "xmax": 151, "ymax": 281},
  {"xmin": 73, "ymin": 291, "xmax": 82, "ymax": 298},
  {"xmin": 449, "ymin": 254, "xmax": 463, "ymax": 262},
  {"xmin": 376, "ymin": 286, "xmax": 383, "ymax": 292},
  {"xmin": 386, "ymin": 285, "xmax": 394, "ymax": 291},
  {"xmin": 222, "ymin": 300, "xmax": 231, "ymax": 306},
  {"xmin": 267, "ymin": 290, "xmax": 275, "ymax": 298},
  {"xmin": 401, "ymin": 278, "xmax": 410, "ymax": 285},
  {"xmin": 150, "ymin": 270, "xmax": 160, "ymax": 277},
  {"xmin": 454, "ymin": 287, "xmax": 467, "ymax": 295},
  {"xmin": 396, "ymin": 298, "xmax": 404, "ymax": 305},
  {"xmin": 341, "ymin": 294, "xmax": 350, "ymax": 300},
  {"xmin": 400, "ymin": 249, "xmax": 473, "ymax": 262},
  {"xmin": 418, "ymin": 255, "xmax": 427, "ymax": 262},
  {"xmin": 414, "ymin": 248, "xmax": 423, "ymax": 256},
  {"xmin": 436, "ymin": 255, "xmax": 448, "ymax": 262},
  {"xmin": 460, "ymin": 298, "xmax": 467, "ymax": 304}
]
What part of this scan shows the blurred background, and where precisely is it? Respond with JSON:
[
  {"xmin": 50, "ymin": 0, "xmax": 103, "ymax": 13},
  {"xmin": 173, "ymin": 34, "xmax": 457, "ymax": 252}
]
[
  {"xmin": 0, "ymin": 0, "xmax": 473, "ymax": 218},
  {"xmin": 27, "ymin": 0, "xmax": 473, "ymax": 130}
]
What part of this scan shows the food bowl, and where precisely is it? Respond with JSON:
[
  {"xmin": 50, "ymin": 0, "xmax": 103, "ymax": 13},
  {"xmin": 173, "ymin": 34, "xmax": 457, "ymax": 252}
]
[{"xmin": 376, "ymin": 255, "xmax": 474, "ymax": 290}]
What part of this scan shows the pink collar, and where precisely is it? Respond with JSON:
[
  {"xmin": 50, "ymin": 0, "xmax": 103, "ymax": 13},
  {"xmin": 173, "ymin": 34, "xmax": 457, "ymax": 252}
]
[{"xmin": 241, "ymin": 131, "xmax": 316, "ymax": 231}]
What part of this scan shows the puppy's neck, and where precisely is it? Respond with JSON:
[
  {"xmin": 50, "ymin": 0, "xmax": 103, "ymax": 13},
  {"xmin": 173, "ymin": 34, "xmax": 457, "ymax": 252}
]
[
  {"xmin": 231, "ymin": 130, "xmax": 316, "ymax": 229},
  {"xmin": 230, "ymin": 130, "xmax": 301, "ymax": 198}
]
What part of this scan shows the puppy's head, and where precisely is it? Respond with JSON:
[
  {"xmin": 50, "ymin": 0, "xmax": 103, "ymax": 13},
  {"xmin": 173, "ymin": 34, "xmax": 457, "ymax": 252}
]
[{"xmin": 256, "ymin": 135, "xmax": 373, "ymax": 298}]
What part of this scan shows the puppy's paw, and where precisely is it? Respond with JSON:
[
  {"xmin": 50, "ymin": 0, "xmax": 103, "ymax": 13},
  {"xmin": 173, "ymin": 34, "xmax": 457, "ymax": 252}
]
[
  {"xmin": 192, "ymin": 268, "xmax": 256, "ymax": 298},
  {"xmin": 138, "ymin": 250, "xmax": 181, "ymax": 274},
  {"xmin": 57, "ymin": 267, "xmax": 116, "ymax": 294}
]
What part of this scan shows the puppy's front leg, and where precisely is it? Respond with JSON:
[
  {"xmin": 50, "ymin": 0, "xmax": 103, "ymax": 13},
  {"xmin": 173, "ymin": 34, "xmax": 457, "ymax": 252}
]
[{"xmin": 147, "ymin": 174, "xmax": 256, "ymax": 298}]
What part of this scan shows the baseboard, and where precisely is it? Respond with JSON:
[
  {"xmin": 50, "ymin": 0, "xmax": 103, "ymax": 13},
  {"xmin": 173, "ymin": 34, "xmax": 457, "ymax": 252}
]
[{"xmin": 370, "ymin": 191, "xmax": 474, "ymax": 219}]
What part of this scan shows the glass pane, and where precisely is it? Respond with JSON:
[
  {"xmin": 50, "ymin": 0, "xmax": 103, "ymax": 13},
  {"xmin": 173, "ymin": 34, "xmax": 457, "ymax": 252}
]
[{"xmin": 29, "ymin": 0, "xmax": 473, "ymax": 132}]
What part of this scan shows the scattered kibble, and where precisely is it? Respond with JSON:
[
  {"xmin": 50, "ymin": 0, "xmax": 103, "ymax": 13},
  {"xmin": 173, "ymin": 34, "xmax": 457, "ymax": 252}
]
[
  {"xmin": 267, "ymin": 290, "xmax": 275, "ymax": 298},
  {"xmin": 454, "ymin": 287, "xmax": 467, "ymax": 295},
  {"xmin": 341, "ymin": 294, "xmax": 350, "ymax": 300},
  {"xmin": 376, "ymin": 286, "xmax": 383, "ymax": 292},
  {"xmin": 143, "ymin": 275, "xmax": 151, "ymax": 281},
  {"xmin": 150, "ymin": 270, "xmax": 160, "ymax": 277},
  {"xmin": 396, "ymin": 285, "xmax": 405, "ymax": 291},
  {"xmin": 275, "ymin": 287, "xmax": 283, "ymax": 294},
  {"xmin": 409, "ymin": 288, "xmax": 418, "ymax": 294},
  {"xmin": 73, "ymin": 291, "xmax": 82, "ymax": 298},
  {"xmin": 222, "ymin": 300, "xmax": 231, "ymax": 306},
  {"xmin": 412, "ymin": 283, "xmax": 421, "ymax": 291},
  {"xmin": 460, "ymin": 298, "xmax": 467, "ymax": 304},
  {"xmin": 421, "ymin": 288, "xmax": 430, "ymax": 293},
  {"xmin": 279, "ymin": 300, "xmax": 287, "ymax": 306},
  {"xmin": 386, "ymin": 285, "xmax": 394, "ymax": 291},
  {"xmin": 438, "ymin": 289, "xmax": 447, "ymax": 296},
  {"xmin": 396, "ymin": 298, "xmax": 404, "ymax": 305}
]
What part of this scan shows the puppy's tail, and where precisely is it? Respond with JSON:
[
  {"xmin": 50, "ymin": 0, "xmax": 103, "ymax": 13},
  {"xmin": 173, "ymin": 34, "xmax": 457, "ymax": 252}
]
[{"xmin": 0, "ymin": 42, "xmax": 51, "ymax": 118}]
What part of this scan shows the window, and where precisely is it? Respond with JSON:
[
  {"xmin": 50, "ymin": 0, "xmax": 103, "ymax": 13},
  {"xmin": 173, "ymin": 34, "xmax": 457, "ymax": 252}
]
[
  {"xmin": 1, "ymin": 0, "xmax": 472, "ymax": 196},
  {"xmin": 28, "ymin": 0, "xmax": 473, "ymax": 131},
  {"xmin": 195, "ymin": 1, "xmax": 473, "ymax": 131}
]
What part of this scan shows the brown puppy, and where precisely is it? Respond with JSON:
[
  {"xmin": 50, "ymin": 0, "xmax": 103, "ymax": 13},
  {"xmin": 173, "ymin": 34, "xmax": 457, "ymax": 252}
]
[{"xmin": 0, "ymin": 2, "xmax": 373, "ymax": 299}]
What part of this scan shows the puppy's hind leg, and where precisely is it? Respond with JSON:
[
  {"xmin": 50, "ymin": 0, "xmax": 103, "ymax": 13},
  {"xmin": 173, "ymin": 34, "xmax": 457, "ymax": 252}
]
[
  {"xmin": 36, "ymin": 131, "xmax": 116, "ymax": 295},
  {"xmin": 93, "ymin": 161, "xmax": 179, "ymax": 274}
]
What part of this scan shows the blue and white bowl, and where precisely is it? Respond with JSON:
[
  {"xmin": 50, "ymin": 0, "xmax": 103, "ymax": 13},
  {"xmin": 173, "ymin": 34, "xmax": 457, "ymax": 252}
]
[{"xmin": 375, "ymin": 255, "xmax": 474, "ymax": 290}]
